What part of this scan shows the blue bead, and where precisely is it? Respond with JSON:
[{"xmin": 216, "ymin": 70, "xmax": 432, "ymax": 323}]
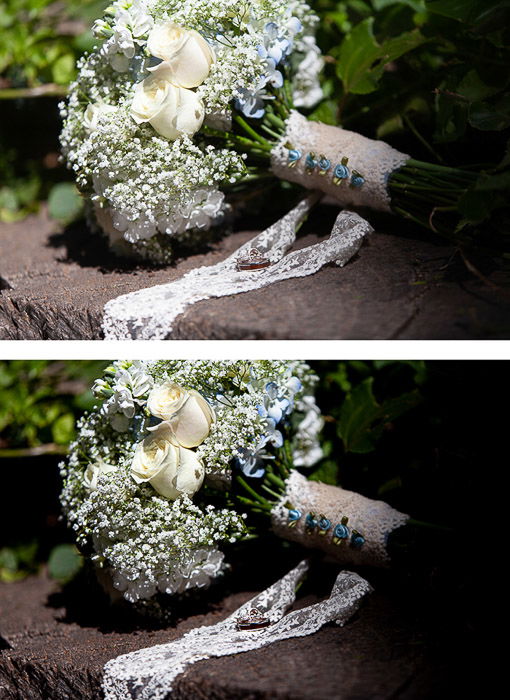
[
  {"xmin": 318, "ymin": 517, "xmax": 331, "ymax": 531},
  {"xmin": 333, "ymin": 523, "xmax": 350, "ymax": 539},
  {"xmin": 351, "ymin": 533, "xmax": 365, "ymax": 549},
  {"xmin": 288, "ymin": 508, "xmax": 302, "ymax": 522},
  {"xmin": 334, "ymin": 164, "xmax": 350, "ymax": 180},
  {"xmin": 305, "ymin": 513, "xmax": 318, "ymax": 530},
  {"xmin": 318, "ymin": 157, "xmax": 331, "ymax": 172},
  {"xmin": 305, "ymin": 153, "xmax": 318, "ymax": 170}
]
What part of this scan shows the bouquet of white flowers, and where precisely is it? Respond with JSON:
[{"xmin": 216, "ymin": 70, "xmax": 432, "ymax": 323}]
[
  {"xmin": 60, "ymin": 0, "xmax": 324, "ymax": 261},
  {"xmin": 60, "ymin": 360, "xmax": 323, "ymax": 603},
  {"xmin": 61, "ymin": 0, "xmax": 478, "ymax": 264},
  {"xmin": 61, "ymin": 360, "xmax": 408, "ymax": 608}
]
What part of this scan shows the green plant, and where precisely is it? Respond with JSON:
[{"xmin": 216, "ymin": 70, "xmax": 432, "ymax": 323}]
[
  {"xmin": 310, "ymin": 0, "xmax": 510, "ymax": 254},
  {"xmin": 0, "ymin": 360, "xmax": 107, "ymax": 455},
  {"xmin": 0, "ymin": 0, "xmax": 105, "ymax": 222}
]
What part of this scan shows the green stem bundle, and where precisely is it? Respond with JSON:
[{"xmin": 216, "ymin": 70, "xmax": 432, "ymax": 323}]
[{"xmin": 223, "ymin": 79, "xmax": 480, "ymax": 241}]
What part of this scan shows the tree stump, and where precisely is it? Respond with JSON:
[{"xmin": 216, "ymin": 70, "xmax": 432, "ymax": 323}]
[
  {"xmin": 1, "ymin": 207, "xmax": 509, "ymax": 339},
  {"xmin": 0, "ymin": 552, "xmax": 464, "ymax": 700}
]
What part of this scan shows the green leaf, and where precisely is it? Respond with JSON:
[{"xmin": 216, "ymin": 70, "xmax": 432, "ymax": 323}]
[
  {"xmin": 0, "ymin": 548, "xmax": 17, "ymax": 572},
  {"xmin": 0, "ymin": 187, "xmax": 18, "ymax": 211},
  {"xmin": 469, "ymin": 96, "xmax": 510, "ymax": 131},
  {"xmin": 338, "ymin": 378, "xmax": 421, "ymax": 453},
  {"xmin": 372, "ymin": 360, "xmax": 428, "ymax": 384},
  {"xmin": 457, "ymin": 70, "xmax": 503, "ymax": 102},
  {"xmin": 458, "ymin": 171, "xmax": 510, "ymax": 221},
  {"xmin": 426, "ymin": 0, "xmax": 494, "ymax": 23},
  {"xmin": 309, "ymin": 459, "xmax": 339, "ymax": 485},
  {"xmin": 51, "ymin": 53, "xmax": 75, "ymax": 85},
  {"xmin": 51, "ymin": 412, "xmax": 75, "ymax": 445},
  {"xmin": 47, "ymin": 183, "xmax": 83, "ymax": 223},
  {"xmin": 48, "ymin": 544, "xmax": 82, "ymax": 582},
  {"xmin": 309, "ymin": 100, "xmax": 337, "ymax": 125},
  {"xmin": 373, "ymin": 0, "xmax": 425, "ymax": 10},
  {"xmin": 336, "ymin": 18, "xmax": 425, "ymax": 95}
]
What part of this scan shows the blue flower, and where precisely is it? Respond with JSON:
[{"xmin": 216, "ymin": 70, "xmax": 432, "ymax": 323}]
[
  {"xmin": 350, "ymin": 173, "xmax": 365, "ymax": 188},
  {"xmin": 235, "ymin": 447, "xmax": 267, "ymax": 478},
  {"xmin": 257, "ymin": 22, "xmax": 293, "ymax": 65},
  {"xmin": 234, "ymin": 87, "xmax": 266, "ymax": 119}
]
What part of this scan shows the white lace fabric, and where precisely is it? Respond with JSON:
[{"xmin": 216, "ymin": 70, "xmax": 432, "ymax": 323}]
[
  {"xmin": 103, "ymin": 560, "xmax": 372, "ymax": 700},
  {"xmin": 102, "ymin": 195, "xmax": 373, "ymax": 339},
  {"xmin": 271, "ymin": 111, "xmax": 410, "ymax": 213},
  {"xmin": 271, "ymin": 472, "xmax": 409, "ymax": 567}
]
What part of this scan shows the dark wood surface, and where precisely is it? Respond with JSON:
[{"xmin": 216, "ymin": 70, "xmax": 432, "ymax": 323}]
[
  {"xmin": 1, "ymin": 206, "xmax": 509, "ymax": 339},
  {"xmin": 0, "ymin": 557, "xmax": 459, "ymax": 700}
]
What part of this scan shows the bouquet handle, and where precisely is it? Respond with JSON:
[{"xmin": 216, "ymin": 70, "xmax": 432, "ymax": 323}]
[
  {"xmin": 271, "ymin": 471, "xmax": 409, "ymax": 567},
  {"xmin": 271, "ymin": 111, "xmax": 410, "ymax": 213}
]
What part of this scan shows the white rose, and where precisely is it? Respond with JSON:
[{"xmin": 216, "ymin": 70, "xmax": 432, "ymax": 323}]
[
  {"xmin": 83, "ymin": 458, "xmax": 117, "ymax": 492},
  {"xmin": 147, "ymin": 381, "xmax": 215, "ymax": 448},
  {"xmin": 130, "ymin": 68, "xmax": 205, "ymax": 140},
  {"xmin": 83, "ymin": 102, "xmax": 117, "ymax": 133},
  {"xmin": 130, "ymin": 423, "xmax": 204, "ymax": 500},
  {"xmin": 147, "ymin": 22, "xmax": 214, "ymax": 88}
]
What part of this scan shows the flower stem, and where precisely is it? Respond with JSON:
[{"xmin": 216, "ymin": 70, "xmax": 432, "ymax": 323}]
[
  {"xmin": 236, "ymin": 475, "xmax": 271, "ymax": 507},
  {"xmin": 233, "ymin": 114, "xmax": 273, "ymax": 150}
]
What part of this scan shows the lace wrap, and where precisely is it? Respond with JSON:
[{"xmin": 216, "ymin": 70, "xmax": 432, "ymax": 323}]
[
  {"xmin": 271, "ymin": 472, "xmax": 409, "ymax": 567},
  {"xmin": 271, "ymin": 111, "xmax": 410, "ymax": 212},
  {"xmin": 102, "ymin": 560, "xmax": 372, "ymax": 700},
  {"xmin": 102, "ymin": 196, "xmax": 373, "ymax": 339}
]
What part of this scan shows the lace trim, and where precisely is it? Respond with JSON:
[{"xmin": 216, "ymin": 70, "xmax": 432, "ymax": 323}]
[
  {"xmin": 271, "ymin": 472, "xmax": 409, "ymax": 567},
  {"xmin": 102, "ymin": 195, "xmax": 373, "ymax": 339},
  {"xmin": 103, "ymin": 560, "xmax": 372, "ymax": 700}
]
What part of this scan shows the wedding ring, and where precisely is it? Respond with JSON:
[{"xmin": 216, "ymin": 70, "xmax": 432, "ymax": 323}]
[
  {"xmin": 236, "ymin": 248, "xmax": 270, "ymax": 271},
  {"xmin": 236, "ymin": 607, "xmax": 270, "ymax": 630}
]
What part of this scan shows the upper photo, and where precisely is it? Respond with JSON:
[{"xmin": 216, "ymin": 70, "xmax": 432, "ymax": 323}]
[{"xmin": 1, "ymin": 0, "xmax": 509, "ymax": 340}]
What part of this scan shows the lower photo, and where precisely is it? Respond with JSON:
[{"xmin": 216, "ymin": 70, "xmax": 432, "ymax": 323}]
[{"xmin": 0, "ymin": 359, "xmax": 481, "ymax": 699}]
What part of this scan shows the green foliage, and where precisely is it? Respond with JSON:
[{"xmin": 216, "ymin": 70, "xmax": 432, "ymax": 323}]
[
  {"xmin": 311, "ymin": 0, "xmax": 510, "ymax": 253},
  {"xmin": 0, "ymin": 541, "xmax": 38, "ymax": 582},
  {"xmin": 0, "ymin": 0, "xmax": 105, "ymax": 222},
  {"xmin": 47, "ymin": 544, "xmax": 83, "ymax": 582},
  {"xmin": 47, "ymin": 182, "xmax": 83, "ymax": 223},
  {"xmin": 337, "ymin": 377, "xmax": 421, "ymax": 453},
  {"xmin": 0, "ymin": 0, "xmax": 102, "ymax": 89},
  {"xmin": 309, "ymin": 360, "xmax": 426, "ymax": 490},
  {"xmin": 0, "ymin": 541, "xmax": 83, "ymax": 583},
  {"xmin": 335, "ymin": 17, "xmax": 425, "ymax": 95},
  {"xmin": 0, "ymin": 361, "xmax": 107, "ymax": 452}
]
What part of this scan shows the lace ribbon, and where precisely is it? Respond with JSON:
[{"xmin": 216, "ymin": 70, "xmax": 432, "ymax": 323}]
[
  {"xmin": 102, "ymin": 560, "xmax": 372, "ymax": 700},
  {"xmin": 102, "ymin": 195, "xmax": 373, "ymax": 339}
]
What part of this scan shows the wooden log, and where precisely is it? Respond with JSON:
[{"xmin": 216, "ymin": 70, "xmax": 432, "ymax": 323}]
[
  {"xmin": 1, "ymin": 207, "xmax": 509, "ymax": 340},
  {"xmin": 0, "ymin": 563, "xmax": 454, "ymax": 700}
]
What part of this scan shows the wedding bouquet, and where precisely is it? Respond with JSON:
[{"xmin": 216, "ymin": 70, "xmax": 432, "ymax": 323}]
[
  {"xmin": 60, "ymin": 0, "xmax": 477, "ymax": 263},
  {"xmin": 61, "ymin": 360, "xmax": 408, "ymax": 607}
]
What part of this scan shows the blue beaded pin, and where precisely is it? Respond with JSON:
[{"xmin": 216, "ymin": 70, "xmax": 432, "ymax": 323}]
[
  {"xmin": 318, "ymin": 155, "xmax": 331, "ymax": 176},
  {"xmin": 333, "ymin": 157, "xmax": 350, "ymax": 185},
  {"xmin": 287, "ymin": 508, "xmax": 302, "ymax": 528},
  {"xmin": 305, "ymin": 512, "xmax": 318, "ymax": 534},
  {"xmin": 318, "ymin": 515, "xmax": 331, "ymax": 536},
  {"xmin": 332, "ymin": 516, "xmax": 350, "ymax": 545},
  {"xmin": 350, "ymin": 530, "xmax": 365, "ymax": 549},
  {"xmin": 305, "ymin": 152, "xmax": 318, "ymax": 174},
  {"xmin": 350, "ymin": 171, "xmax": 365, "ymax": 189},
  {"xmin": 287, "ymin": 148, "xmax": 302, "ymax": 168}
]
